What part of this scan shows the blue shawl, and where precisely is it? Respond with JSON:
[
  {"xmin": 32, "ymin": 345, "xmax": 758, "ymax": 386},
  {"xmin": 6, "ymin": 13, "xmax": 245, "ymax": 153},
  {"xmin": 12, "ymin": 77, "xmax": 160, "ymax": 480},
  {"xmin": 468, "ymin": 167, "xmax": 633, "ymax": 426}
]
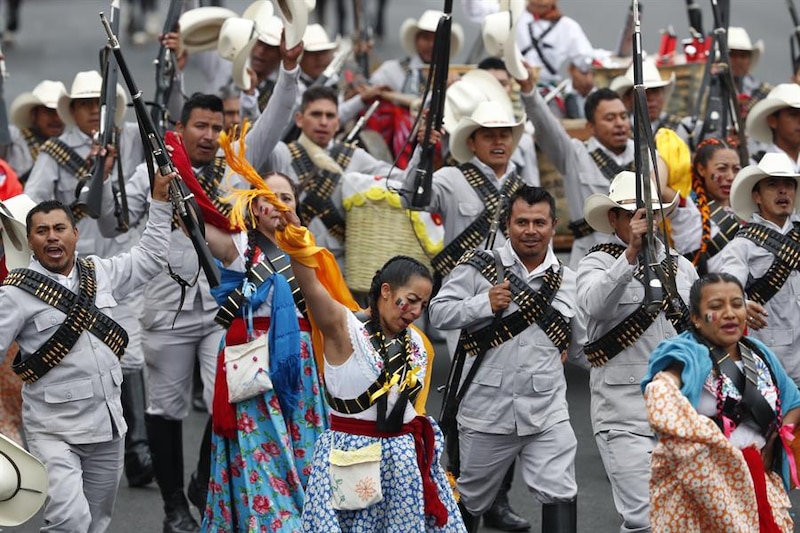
[{"xmin": 211, "ymin": 264, "xmax": 301, "ymax": 416}]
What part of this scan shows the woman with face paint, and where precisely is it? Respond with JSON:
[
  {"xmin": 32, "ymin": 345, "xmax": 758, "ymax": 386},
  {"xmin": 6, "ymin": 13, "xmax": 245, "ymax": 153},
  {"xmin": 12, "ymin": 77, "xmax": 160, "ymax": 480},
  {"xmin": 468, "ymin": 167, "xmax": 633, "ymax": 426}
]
[
  {"xmin": 687, "ymin": 138, "xmax": 743, "ymax": 274},
  {"xmin": 642, "ymin": 273, "xmax": 800, "ymax": 532},
  {"xmin": 199, "ymin": 165, "xmax": 329, "ymax": 531}
]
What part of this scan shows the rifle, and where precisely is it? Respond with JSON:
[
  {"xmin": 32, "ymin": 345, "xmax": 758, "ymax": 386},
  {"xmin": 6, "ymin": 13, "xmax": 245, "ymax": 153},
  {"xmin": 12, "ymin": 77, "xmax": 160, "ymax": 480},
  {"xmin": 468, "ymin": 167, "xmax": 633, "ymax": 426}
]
[
  {"xmin": 0, "ymin": 41, "xmax": 10, "ymax": 160},
  {"xmin": 788, "ymin": 0, "xmax": 800, "ymax": 74},
  {"xmin": 344, "ymin": 100, "xmax": 379, "ymax": 144},
  {"xmin": 631, "ymin": 0, "xmax": 664, "ymax": 314},
  {"xmin": 409, "ymin": 0, "xmax": 453, "ymax": 209},
  {"xmin": 698, "ymin": 0, "xmax": 748, "ymax": 165},
  {"xmin": 352, "ymin": 0, "xmax": 372, "ymax": 78},
  {"xmin": 438, "ymin": 195, "xmax": 506, "ymax": 476},
  {"xmin": 76, "ymin": 0, "xmax": 129, "ymax": 232},
  {"xmin": 685, "ymin": 0, "xmax": 704, "ymax": 37},
  {"xmin": 280, "ymin": 42, "xmax": 353, "ymax": 143},
  {"xmin": 100, "ymin": 11, "xmax": 220, "ymax": 288},
  {"xmin": 152, "ymin": 0, "xmax": 183, "ymax": 136},
  {"xmin": 614, "ymin": 2, "xmax": 637, "ymax": 58}
]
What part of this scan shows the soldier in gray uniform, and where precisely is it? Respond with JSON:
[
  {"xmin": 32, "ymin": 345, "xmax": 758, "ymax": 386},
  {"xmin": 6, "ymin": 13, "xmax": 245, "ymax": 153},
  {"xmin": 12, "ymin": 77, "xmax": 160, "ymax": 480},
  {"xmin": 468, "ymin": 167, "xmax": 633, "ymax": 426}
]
[
  {"xmin": 0, "ymin": 170, "xmax": 175, "ymax": 533},
  {"xmin": 708, "ymin": 153, "xmax": 800, "ymax": 384},
  {"xmin": 577, "ymin": 171, "xmax": 698, "ymax": 532},
  {"xmin": 23, "ymin": 70, "xmax": 155, "ymax": 489},
  {"xmin": 98, "ymin": 45, "xmax": 303, "ymax": 533},
  {"xmin": 430, "ymin": 186, "xmax": 580, "ymax": 533},
  {"xmin": 6, "ymin": 80, "xmax": 67, "ymax": 182},
  {"xmin": 271, "ymin": 85, "xmax": 421, "ymax": 270},
  {"xmin": 520, "ymin": 82, "xmax": 684, "ymax": 268}
]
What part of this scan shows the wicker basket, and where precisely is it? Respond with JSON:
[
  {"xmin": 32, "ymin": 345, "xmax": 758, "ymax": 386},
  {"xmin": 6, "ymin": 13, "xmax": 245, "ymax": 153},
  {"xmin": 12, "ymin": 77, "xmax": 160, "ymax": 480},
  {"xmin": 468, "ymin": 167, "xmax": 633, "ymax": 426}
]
[{"xmin": 343, "ymin": 182, "xmax": 442, "ymax": 292}]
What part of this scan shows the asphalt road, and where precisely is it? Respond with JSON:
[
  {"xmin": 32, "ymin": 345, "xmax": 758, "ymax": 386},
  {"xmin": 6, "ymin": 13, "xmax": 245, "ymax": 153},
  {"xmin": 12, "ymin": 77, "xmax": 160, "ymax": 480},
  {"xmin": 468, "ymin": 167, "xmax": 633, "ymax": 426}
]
[{"xmin": 2, "ymin": 0, "xmax": 799, "ymax": 532}]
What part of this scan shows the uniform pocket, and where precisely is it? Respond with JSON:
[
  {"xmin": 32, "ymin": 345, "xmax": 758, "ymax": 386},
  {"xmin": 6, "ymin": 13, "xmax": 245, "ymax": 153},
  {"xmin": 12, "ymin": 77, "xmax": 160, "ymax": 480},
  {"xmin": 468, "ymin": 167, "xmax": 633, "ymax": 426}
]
[{"xmin": 44, "ymin": 377, "xmax": 94, "ymax": 403}]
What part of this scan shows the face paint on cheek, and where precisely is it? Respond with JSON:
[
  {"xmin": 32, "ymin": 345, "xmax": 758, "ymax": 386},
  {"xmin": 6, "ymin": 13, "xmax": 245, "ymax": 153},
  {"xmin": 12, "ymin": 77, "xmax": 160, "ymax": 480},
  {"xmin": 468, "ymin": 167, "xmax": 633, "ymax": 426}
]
[
  {"xmin": 395, "ymin": 298, "xmax": 409, "ymax": 312},
  {"xmin": 705, "ymin": 312, "xmax": 717, "ymax": 323}
]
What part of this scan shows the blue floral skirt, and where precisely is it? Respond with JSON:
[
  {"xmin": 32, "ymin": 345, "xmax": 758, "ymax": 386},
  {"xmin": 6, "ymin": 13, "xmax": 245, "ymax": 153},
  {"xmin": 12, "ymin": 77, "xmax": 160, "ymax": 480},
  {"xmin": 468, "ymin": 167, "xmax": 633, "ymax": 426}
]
[
  {"xmin": 202, "ymin": 331, "xmax": 329, "ymax": 533},
  {"xmin": 301, "ymin": 417, "xmax": 465, "ymax": 532}
]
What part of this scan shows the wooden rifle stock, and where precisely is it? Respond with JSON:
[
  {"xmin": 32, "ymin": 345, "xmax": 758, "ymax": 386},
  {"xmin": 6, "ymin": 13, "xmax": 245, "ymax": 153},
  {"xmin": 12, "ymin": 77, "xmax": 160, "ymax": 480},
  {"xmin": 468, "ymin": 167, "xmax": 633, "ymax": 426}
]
[
  {"xmin": 152, "ymin": 0, "xmax": 183, "ymax": 136},
  {"xmin": 410, "ymin": 0, "xmax": 453, "ymax": 209},
  {"xmin": 100, "ymin": 12, "xmax": 220, "ymax": 288}
]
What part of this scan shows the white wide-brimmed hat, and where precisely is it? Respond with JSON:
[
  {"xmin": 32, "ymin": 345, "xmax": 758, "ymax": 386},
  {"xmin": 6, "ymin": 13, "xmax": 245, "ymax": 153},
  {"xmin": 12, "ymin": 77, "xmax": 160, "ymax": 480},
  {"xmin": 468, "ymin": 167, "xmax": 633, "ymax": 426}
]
[
  {"xmin": 609, "ymin": 59, "xmax": 675, "ymax": 104},
  {"xmin": 302, "ymin": 23, "xmax": 338, "ymax": 52},
  {"xmin": 274, "ymin": 0, "xmax": 310, "ymax": 49},
  {"xmin": 217, "ymin": 17, "xmax": 258, "ymax": 91},
  {"xmin": 745, "ymin": 83, "xmax": 800, "ymax": 144},
  {"xmin": 0, "ymin": 194, "xmax": 35, "ymax": 271},
  {"xmin": 449, "ymin": 100, "xmax": 525, "ymax": 164},
  {"xmin": 728, "ymin": 26, "xmax": 764, "ymax": 72},
  {"xmin": 56, "ymin": 71, "xmax": 127, "ymax": 129},
  {"xmin": 256, "ymin": 15, "xmax": 283, "ymax": 46},
  {"xmin": 179, "ymin": 6, "xmax": 237, "ymax": 54},
  {"xmin": 481, "ymin": 0, "xmax": 528, "ymax": 81},
  {"xmin": 399, "ymin": 10, "xmax": 463, "ymax": 59},
  {"xmin": 443, "ymin": 69, "xmax": 514, "ymax": 133},
  {"xmin": 0, "ymin": 433, "xmax": 47, "ymax": 527},
  {"xmin": 729, "ymin": 152, "xmax": 800, "ymax": 221},
  {"xmin": 10, "ymin": 80, "xmax": 67, "ymax": 130},
  {"xmin": 583, "ymin": 171, "xmax": 678, "ymax": 234}
]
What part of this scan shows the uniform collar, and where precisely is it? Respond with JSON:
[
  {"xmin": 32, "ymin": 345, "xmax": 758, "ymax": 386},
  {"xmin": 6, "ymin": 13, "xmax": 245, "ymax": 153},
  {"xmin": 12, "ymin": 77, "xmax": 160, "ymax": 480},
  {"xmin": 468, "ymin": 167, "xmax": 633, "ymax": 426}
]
[{"xmin": 470, "ymin": 156, "xmax": 518, "ymax": 182}]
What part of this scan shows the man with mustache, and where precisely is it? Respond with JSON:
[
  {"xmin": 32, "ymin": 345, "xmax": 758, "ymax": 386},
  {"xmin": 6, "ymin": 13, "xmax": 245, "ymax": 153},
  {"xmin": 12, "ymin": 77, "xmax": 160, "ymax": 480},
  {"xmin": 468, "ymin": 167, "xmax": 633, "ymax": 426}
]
[
  {"xmin": 430, "ymin": 186, "xmax": 581, "ymax": 533},
  {"xmin": 97, "ymin": 37, "xmax": 303, "ymax": 533},
  {"xmin": 746, "ymin": 83, "xmax": 800, "ymax": 170},
  {"xmin": 0, "ymin": 167, "xmax": 176, "ymax": 533},
  {"xmin": 709, "ymin": 153, "xmax": 800, "ymax": 386},
  {"xmin": 23, "ymin": 70, "xmax": 156, "ymax": 492},
  {"xmin": 7, "ymin": 80, "xmax": 67, "ymax": 182}
]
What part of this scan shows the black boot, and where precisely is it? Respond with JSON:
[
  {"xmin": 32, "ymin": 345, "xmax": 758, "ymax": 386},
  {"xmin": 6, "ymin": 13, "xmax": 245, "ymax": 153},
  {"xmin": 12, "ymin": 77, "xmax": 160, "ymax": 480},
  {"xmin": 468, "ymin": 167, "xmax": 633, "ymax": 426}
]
[
  {"xmin": 121, "ymin": 369, "xmax": 154, "ymax": 487},
  {"xmin": 458, "ymin": 501, "xmax": 481, "ymax": 533},
  {"xmin": 541, "ymin": 499, "xmax": 577, "ymax": 533},
  {"xmin": 483, "ymin": 461, "xmax": 531, "ymax": 532},
  {"xmin": 146, "ymin": 414, "xmax": 200, "ymax": 533},
  {"xmin": 187, "ymin": 417, "xmax": 212, "ymax": 517}
]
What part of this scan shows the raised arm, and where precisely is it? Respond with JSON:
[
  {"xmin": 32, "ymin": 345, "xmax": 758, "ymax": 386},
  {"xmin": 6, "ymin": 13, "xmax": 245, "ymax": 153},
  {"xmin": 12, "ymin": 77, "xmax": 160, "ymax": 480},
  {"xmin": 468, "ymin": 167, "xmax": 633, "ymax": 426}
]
[
  {"xmin": 205, "ymin": 223, "xmax": 239, "ymax": 267},
  {"xmin": 289, "ymin": 256, "xmax": 351, "ymax": 365}
]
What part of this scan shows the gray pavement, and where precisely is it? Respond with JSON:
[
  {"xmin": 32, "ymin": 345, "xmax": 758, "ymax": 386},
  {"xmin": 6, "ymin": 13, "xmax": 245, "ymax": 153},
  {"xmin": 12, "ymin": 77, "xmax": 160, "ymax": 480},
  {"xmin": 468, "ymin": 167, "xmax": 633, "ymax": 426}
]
[{"xmin": 3, "ymin": 0, "xmax": 800, "ymax": 532}]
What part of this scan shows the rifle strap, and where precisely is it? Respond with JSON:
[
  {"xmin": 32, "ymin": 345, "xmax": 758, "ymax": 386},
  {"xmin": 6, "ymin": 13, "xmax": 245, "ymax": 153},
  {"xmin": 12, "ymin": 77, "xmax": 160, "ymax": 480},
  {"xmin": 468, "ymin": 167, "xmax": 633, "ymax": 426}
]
[
  {"xmin": 430, "ymin": 164, "xmax": 523, "ymax": 278},
  {"xmin": 738, "ymin": 222, "xmax": 800, "ymax": 305},
  {"xmin": 584, "ymin": 243, "xmax": 689, "ymax": 367},
  {"xmin": 215, "ymin": 232, "xmax": 307, "ymax": 328},
  {"xmin": 4, "ymin": 259, "xmax": 129, "ymax": 384},
  {"xmin": 456, "ymin": 249, "xmax": 569, "ymax": 354}
]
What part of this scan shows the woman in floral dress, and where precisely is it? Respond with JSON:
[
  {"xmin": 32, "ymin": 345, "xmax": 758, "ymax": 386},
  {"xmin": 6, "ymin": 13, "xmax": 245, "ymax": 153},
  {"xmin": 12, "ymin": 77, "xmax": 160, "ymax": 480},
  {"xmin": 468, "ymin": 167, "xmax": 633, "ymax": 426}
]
[
  {"xmin": 201, "ymin": 172, "xmax": 328, "ymax": 532},
  {"xmin": 643, "ymin": 273, "xmax": 800, "ymax": 532}
]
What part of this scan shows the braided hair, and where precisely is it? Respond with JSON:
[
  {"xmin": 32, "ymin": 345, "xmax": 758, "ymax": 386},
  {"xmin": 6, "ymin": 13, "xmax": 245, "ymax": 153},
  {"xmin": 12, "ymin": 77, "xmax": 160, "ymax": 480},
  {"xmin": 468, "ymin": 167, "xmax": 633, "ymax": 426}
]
[
  {"xmin": 367, "ymin": 256, "xmax": 432, "ymax": 332},
  {"xmin": 690, "ymin": 137, "xmax": 737, "ymax": 266}
]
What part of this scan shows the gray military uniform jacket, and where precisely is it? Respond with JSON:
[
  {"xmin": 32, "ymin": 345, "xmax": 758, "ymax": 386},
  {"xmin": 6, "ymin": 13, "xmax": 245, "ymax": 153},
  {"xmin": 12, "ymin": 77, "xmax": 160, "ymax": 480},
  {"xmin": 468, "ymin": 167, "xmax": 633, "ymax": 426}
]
[
  {"xmin": 708, "ymin": 213, "xmax": 800, "ymax": 383},
  {"xmin": 0, "ymin": 200, "xmax": 172, "ymax": 443},
  {"xmin": 370, "ymin": 55, "xmax": 426, "ymax": 95},
  {"xmin": 577, "ymin": 236, "xmax": 697, "ymax": 435},
  {"xmin": 429, "ymin": 241, "xmax": 579, "ymax": 436}
]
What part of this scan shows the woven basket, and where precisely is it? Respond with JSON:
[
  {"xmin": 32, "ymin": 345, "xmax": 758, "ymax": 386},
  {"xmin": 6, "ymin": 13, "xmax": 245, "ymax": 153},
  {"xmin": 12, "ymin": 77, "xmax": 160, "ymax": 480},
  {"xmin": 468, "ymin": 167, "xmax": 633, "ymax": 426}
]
[{"xmin": 344, "ymin": 194, "xmax": 438, "ymax": 293}]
